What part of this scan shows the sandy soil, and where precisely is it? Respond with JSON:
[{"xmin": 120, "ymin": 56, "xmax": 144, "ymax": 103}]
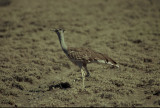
[{"xmin": 0, "ymin": 0, "xmax": 160, "ymax": 107}]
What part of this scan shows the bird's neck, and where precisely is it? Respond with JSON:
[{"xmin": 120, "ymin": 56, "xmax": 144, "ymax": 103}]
[{"xmin": 57, "ymin": 33, "xmax": 68, "ymax": 54}]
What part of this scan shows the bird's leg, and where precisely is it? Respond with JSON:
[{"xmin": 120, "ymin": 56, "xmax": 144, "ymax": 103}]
[
  {"xmin": 84, "ymin": 65, "xmax": 90, "ymax": 77},
  {"xmin": 81, "ymin": 67, "xmax": 85, "ymax": 89},
  {"xmin": 74, "ymin": 63, "xmax": 83, "ymax": 81}
]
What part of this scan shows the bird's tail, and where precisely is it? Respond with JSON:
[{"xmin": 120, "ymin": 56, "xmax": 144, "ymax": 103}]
[
  {"xmin": 102, "ymin": 54, "xmax": 119, "ymax": 68},
  {"xmin": 107, "ymin": 58, "xmax": 119, "ymax": 68},
  {"xmin": 92, "ymin": 52, "xmax": 119, "ymax": 68}
]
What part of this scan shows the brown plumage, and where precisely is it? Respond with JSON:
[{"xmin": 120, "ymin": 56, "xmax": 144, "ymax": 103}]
[
  {"xmin": 67, "ymin": 47, "xmax": 118, "ymax": 67},
  {"xmin": 51, "ymin": 28, "xmax": 119, "ymax": 89}
]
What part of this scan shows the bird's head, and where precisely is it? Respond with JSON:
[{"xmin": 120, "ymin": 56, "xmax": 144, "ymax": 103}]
[{"xmin": 51, "ymin": 28, "xmax": 65, "ymax": 35}]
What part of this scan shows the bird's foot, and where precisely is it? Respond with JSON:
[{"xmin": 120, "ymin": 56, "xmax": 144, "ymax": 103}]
[
  {"xmin": 73, "ymin": 77, "xmax": 82, "ymax": 82},
  {"xmin": 85, "ymin": 73, "xmax": 90, "ymax": 77}
]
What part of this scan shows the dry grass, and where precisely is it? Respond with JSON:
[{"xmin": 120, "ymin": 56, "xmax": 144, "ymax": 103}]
[{"xmin": 0, "ymin": 0, "xmax": 160, "ymax": 107}]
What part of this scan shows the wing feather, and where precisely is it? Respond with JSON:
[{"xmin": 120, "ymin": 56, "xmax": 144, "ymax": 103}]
[{"xmin": 67, "ymin": 47, "xmax": 118, "ymax": 67}]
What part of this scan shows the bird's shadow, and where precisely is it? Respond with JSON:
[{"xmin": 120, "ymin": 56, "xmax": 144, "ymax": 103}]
[{"xmin": 48, "ymin": 82, "xmax": 71, "ymax": 91}]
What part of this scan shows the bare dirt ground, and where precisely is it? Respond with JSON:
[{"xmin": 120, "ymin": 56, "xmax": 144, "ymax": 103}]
[{"xmin": 0, "ymin": 0, "xmax": 160, "ymax": 107}]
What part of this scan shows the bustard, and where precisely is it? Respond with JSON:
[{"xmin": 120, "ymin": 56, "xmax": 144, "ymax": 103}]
[{"xmin": 51, "ymin": 28, "xmax": 119, "ymax": 89}]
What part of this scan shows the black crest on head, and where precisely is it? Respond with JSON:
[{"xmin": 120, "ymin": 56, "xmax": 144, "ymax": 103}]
[
  {"xmin": 51, "ymin": 28, "xmax": 65, "ymax": 32},
  {"xmin": 59, "ymin": 28, "xmax": 65, "ymax": 32}
]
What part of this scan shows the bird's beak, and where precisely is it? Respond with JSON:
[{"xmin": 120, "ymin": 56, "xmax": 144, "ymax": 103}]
[{"xmin": 50, "ymin": 29, "xmax": 56, "ymax": 32}]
